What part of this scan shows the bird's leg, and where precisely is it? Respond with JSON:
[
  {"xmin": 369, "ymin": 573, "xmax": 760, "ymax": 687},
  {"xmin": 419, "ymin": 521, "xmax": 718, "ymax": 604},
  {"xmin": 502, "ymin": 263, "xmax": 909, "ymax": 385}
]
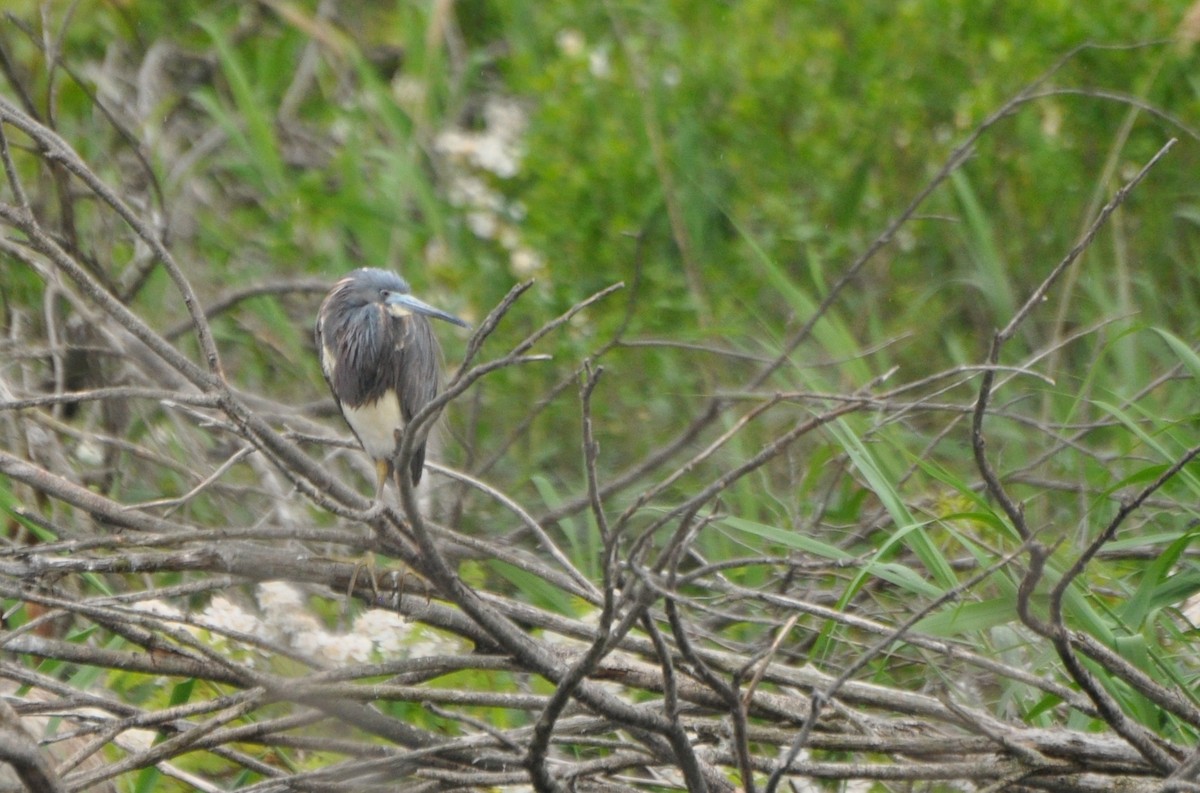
[
  {"xmin": 353, "ymin": 462, "xmax": 385, "ymax": 608},
  {"xmin": 373, "ymin": 458, "xmax": 390, "ymax": 502}
]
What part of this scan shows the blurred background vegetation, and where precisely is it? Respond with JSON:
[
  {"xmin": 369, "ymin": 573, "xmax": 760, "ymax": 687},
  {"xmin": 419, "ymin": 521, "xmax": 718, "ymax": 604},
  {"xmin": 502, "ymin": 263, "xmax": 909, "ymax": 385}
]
[
  {"xmin": 4, "ymin": 1, "xmax": 1198, "ymax": 496},
  {"xmin": 4, "ymin": 1, "xmax": 1196, "ymax": 456},
  {"xmin": 5, "ymin": 0, "xmax": 1200, "ymax": 788}
]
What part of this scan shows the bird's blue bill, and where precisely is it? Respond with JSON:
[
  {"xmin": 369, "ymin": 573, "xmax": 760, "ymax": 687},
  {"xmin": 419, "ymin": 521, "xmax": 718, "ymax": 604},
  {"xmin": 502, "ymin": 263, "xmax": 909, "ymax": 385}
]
[{"xmin": 385, "ymin": 292, "xmax": 470, "ymax": 328}]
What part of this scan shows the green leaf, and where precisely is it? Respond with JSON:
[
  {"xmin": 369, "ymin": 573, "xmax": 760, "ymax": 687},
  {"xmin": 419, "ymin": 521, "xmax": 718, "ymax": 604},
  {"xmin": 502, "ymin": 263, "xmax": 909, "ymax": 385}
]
[
  {"xmin": 1094, "ymin": 400, "xmax": 1200, "ymax": 497},
  {"xmin": 828, "ymin": 419, "xmax": 957, "ymax": 594},
  {"xmin": 720, "ymin": 516, "xmax": 852, "ymax": 559},
  {"xmin": 914, "ymin": 597, "xmax": 1017, "ymax": 636},
  {"xmin": 1120, "ymin": 528, "xmax": 1200, "ymax": 628},
  {"xmin": 531, "ymin": 475, "xmax": 598, "ymax": 579},
  {"xmin": 720, "ymin": 516, "xmax": 941, "ymax": 597},
  {"xmin": 197, "ymin": 17, "xmax": 285, "ymax": 189},
  {"xmin": 490, "ymin": 559, "xmax": 576, "ymax": 615},
  {"xmin": 1152, "ymin": 327, "xmax": 1200, "ymax": 384}
]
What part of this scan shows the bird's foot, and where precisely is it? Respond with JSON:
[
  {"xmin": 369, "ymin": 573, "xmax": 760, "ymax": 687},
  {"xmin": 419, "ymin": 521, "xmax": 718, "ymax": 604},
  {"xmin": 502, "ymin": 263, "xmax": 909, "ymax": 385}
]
[
  {"xmin": 346, "ymin": 554, "xmax": 380, "ymax": 604},
  {"xmin": 362, "ymin": 500, "xmax": 387, "ymax": 523}
]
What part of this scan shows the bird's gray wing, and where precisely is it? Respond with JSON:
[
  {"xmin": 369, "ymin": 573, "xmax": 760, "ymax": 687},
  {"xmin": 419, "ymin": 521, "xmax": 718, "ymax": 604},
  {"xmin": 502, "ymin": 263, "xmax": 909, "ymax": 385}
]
[
  {"xmin": 394, "ymin": 316, "xmax": 441, "ymax": 484},
  {"xmin": 314, "ymin": 311, "xmax": 340, "ymax": 411}
]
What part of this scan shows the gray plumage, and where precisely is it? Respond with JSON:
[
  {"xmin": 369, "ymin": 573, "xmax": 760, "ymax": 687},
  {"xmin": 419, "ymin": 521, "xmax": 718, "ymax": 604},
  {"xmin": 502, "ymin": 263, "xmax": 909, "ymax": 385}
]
[{"xmin": 316, "ymin": 268, "xmax": 466, "ymax": 492}]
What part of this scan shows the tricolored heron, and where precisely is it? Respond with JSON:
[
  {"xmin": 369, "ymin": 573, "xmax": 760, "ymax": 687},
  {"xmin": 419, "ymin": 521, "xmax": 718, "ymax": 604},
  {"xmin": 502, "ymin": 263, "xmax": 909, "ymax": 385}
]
[{"xmin": 316, "ymin": 268, "xmax": 467, "ymax": 499}]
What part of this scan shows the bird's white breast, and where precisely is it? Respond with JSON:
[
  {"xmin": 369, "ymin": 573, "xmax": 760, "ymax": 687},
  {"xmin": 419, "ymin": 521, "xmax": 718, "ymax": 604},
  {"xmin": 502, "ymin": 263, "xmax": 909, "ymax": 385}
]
[{"xmin": 343, "ymin": 394, "xmax": 404, "ymax": 460}]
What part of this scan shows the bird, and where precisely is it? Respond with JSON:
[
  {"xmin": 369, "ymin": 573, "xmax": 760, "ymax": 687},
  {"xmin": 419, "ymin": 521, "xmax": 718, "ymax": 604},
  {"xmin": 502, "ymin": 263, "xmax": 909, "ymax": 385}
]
[{"xmin": 316, "ymin": 268, "xmax": 468, "ymax": 499}]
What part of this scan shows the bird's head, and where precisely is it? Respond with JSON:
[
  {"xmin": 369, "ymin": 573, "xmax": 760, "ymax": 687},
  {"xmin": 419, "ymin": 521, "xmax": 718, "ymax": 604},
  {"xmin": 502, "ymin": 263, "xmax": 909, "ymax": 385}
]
[{"xmin": 337, "ymin": 268, "xmax": 468, "ymax": 328}]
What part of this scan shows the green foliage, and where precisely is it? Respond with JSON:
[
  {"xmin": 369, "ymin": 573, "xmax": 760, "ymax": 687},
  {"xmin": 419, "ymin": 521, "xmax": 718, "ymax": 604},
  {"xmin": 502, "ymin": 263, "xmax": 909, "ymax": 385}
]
[{"xmin": 6, "ymin": 0, "xmax": 1200, "ymax": 788}]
